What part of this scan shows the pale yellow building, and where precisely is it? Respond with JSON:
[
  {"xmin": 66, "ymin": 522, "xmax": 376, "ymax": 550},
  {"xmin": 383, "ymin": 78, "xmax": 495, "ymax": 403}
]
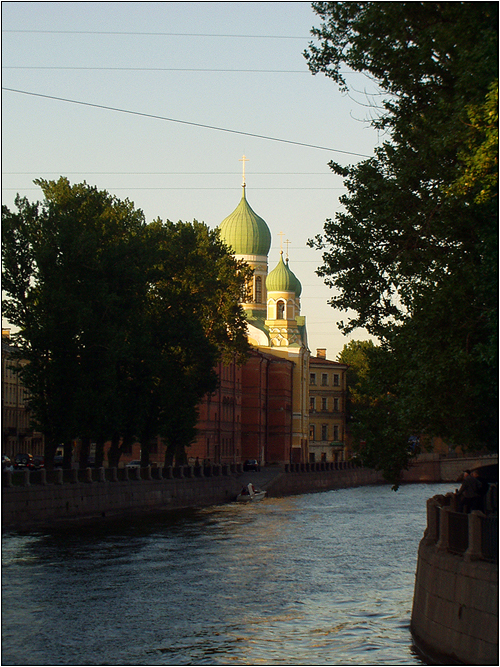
[{"xmin": 308, "ymin": 349, "xmax": 348, "ymax": 462}]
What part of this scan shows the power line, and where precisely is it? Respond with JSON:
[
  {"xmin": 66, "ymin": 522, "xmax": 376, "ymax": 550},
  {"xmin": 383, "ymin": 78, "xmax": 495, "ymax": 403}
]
[
  {"xmin": 2, "ymin": 187, "xmax": 344, "ymax": 191},
  {"xmin": 2, "ymin": 88, "xmax": 373, "ymax": 159},
  {"xmin": 2, "ymin": 30, "xmax": 307, "ymax": 39},
  {"xmin": 2, "ymin": 66, "xmax": 362, "ymax": 75},
  {"xmin": 4, "ymin": 66, "xmax": 310, "ymax": 73},
  {"xmin": 2, "ymin": 172, "xmax": 337, "ymax": 175}
]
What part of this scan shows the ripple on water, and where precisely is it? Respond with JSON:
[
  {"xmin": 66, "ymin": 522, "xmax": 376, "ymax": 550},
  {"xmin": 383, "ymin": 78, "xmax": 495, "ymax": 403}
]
[{"xmin": 1, "ymin": 483, "xmax": 454, "ymax": 665}]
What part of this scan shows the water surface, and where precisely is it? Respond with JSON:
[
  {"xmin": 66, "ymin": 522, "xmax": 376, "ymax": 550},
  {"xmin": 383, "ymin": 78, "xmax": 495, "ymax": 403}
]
[{"xmin": 2, "ymin": 482, "xmax": 455, "ymax": 665}]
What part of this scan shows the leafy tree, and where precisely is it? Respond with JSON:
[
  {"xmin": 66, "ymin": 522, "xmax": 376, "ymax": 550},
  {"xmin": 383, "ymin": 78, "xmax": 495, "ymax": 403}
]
[
  {"xmin": 338, "ymin": 340, "xmax": 417, "ymax": 488},
  {"xmin": 337, "ymin": 339, "xmax": 375, "ymax": 405},
  {"xmin": 2, "ymin": 179, "xmax": 251, "ymax": 468},
  {"xmin": 140, "ymin": 219, "xmax": 252, "ymax": 465},
  {"xmin": 2, "ymin": 179, "xmax": 149, "ymax": 467},
  {"xmin": 305, "ymin": 3, "xmax": 498, "ymax": 481}
]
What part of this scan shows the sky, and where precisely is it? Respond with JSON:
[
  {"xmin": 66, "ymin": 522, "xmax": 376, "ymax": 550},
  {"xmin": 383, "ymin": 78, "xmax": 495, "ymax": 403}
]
[{"xmin": 2, "ymin": 1, "xmax": 382, "ymax": 358}]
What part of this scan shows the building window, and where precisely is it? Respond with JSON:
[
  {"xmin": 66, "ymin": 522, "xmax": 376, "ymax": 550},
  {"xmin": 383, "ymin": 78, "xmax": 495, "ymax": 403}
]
[
  {"xmin": 277, "ymin": 300, "xmax": 285, "ymax": 319},
  {"xmin": 309, "ymin": 424, "xmax": 315, "ymax": 440},
  {"xmin": 255, "ymin": 276, "xmax": 262, "ymax": 303},
  {"xmin": 333, "ymin": 374, "xmax": 340, "ymax": 386},
  {"xmin": 310, "ymin": 373, "xmax": 316, "ymax": 385},
  {"xmin": 321, "ymin": 397, "xmax": 328, "ymax": 411},
  {"xmin": 333, "ymin": 398, "xmax": 339, "ymax": 412},
  {"xmin": 321, "ymin": 373, "xmax": 328, "ymax": 386},
  {"xmin": 333, "ymin": 425, "xmax": 339, "ymax": 441},
  {"xmin": 321, "ymin": 424, "xmax": 328, "ymax": 440},
  {"xmin": 310, "ymin": 396, "xmax": 316, "ymax": 411}
]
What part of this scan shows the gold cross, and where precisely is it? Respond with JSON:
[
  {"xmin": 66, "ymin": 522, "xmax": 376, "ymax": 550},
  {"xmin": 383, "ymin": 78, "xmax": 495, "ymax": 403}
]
[
  {"xmin": 278, "ymin": 231, "xmax": 285, "ymax": 252},
  {"xmin": 239, "ymin": 155, "xmax": 249, "ymax": 187},
  {"xmin": 285, "ymin": 238, "xmax": 291, "ymax": 259}
]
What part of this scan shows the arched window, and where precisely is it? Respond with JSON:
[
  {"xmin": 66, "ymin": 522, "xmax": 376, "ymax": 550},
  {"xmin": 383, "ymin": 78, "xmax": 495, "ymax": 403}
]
[
  {"xmin": 277, "ymin": 300, "xmax": 285, "ymax": 319},
  {"xmin": 255, "ymin": 276, "xmax": 262, "ymax": 303}
]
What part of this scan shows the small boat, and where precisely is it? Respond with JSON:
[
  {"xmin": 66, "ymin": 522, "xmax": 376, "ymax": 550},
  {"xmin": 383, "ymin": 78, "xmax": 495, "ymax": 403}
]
[{"xmin": 236, "ymin": 482, "xmax": 267, "ymax": 503}]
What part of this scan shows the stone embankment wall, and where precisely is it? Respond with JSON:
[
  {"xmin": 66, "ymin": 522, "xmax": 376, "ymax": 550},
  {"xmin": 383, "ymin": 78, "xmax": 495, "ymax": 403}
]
[
  {"xmin": 3, "ymin": 456, "xmax": 495, "ymax": 532},
  {"xmin": 266, "ymin": 463, "xmax": 383, "ymax": 497},
  {"xmin": 2, "ymin": 461, "xmax": 382, "ymax": 531},
  {"xmin": 2, "ymin": 464, "xmax": 240, "ymax": 530},
  {"xmin": 401, "ymin": 453, "xmax": 498, "ymax": 484},
  {"xmin": 411, "ymin": 491, "xmax": 498, "ymax": 665}
]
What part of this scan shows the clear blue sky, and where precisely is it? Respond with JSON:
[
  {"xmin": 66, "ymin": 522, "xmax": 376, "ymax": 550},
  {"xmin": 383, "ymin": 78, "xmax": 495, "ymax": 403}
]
[{"xmin": 2, "ymin": 1, "xmax": 381, "ymax": 357}]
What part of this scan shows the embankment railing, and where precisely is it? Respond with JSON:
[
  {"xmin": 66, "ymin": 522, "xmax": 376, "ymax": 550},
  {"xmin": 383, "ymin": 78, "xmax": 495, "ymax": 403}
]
[
  {"xmin": 425, "ymin": 490, "xmax": 498, "ymax": 563},
  {"xmin": 2, "ymin": 459, "xmax": 359, "ymax": 489}
]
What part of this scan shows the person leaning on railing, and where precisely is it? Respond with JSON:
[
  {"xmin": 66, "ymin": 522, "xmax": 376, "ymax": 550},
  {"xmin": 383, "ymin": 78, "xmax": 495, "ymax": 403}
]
[{"xmin": 457, "ymin": 469, "xmax": 487, "ymax": 513}]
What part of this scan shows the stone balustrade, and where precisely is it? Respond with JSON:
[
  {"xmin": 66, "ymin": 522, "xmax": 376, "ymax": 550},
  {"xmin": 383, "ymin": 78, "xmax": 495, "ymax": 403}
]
[
  {"xmin": 425, "ymin": 491, "xmax": 498, "ymax": 563},
  {"xmin": 411, "ymin": 488, "xmax": 498, "ymax": 665},
  {"xmin": 3, "ymin": 458, "xmax": 361, "ymax": 491}
]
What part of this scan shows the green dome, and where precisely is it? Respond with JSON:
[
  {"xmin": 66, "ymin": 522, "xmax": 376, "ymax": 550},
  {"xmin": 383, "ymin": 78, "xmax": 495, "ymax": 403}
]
[
  {"xmin": 266, "ymin": 253, "xmax": 299, "ymax": 293},
  {"xmin": 218, "ymin": 188, "xmax": 271, "ymax": 256},
  {"xmin": 286, "ymin": 258, "xmax": 302, "ymax": 297}
]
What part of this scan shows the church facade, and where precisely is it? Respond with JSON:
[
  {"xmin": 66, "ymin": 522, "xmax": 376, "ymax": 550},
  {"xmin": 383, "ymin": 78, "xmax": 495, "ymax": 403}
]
[{"xmin": 191, "ymin": 169, "xmax": 347, "ymax": 466}]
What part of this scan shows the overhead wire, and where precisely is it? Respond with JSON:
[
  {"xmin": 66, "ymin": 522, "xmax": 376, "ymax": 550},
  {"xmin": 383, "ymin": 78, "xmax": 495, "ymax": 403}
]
[
  {"xmin": 2, "ymin": 88, "xmax": 373, "ymax": 159},
  {"xmin": 4, "ymin": 66, "xmax": 311, "ymax": 72},
  {"xmin": 2, "ymin": 30, "xmax": 307, "ymax": 38}
]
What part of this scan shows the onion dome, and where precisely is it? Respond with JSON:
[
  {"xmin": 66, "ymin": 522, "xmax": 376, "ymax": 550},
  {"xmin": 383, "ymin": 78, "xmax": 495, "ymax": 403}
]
[
  {"xmin": 286, "ymin": 257, "xmax": 302, "ymax": 297},
  {"xmin": 266, "ymin": 252, "xmax": 299, "ymax": 294},
  {"xmin": 218, "ymin": 188, "xmax": 271, "ymax": 256}
]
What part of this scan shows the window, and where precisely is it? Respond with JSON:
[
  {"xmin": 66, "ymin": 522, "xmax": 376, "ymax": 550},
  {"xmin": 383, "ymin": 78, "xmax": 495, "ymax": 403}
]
[
  {"xmin": 333, "ymin": 374, "xmax": 340, "ymax": 386},
  {"xmin": 310, "ymin": 373, "xmax": 316, "ymax": 386},
  {"xmin": 309, "ymin": 424, "xmax": 315, "ymax": 440},
  {"xmin": 310, "ymin": 396, "xmax": 316, "ymax": 411},
  {"xmin": 321, "ymin": 424, "xmax": 328, "ymax": 440},
  {"xmin": 321, "ymin": 373, "xmax": 328, "ymax": 386},
  {"xmin": 333, "ymin": 398, "xmax": 339, "ymax": 412},
  {"xmin": 255, "ymin": 276, "xmax": 262, "ymax": 303},
  {"xmin": 321, "ymin": 397, "xmax": 328, "ymax": 411},
  {"xmin": 333, "ymin": 425, "xmax": 339, "ymax": 441},
  {"xmin": 277, "ymin": 300, "xmax": 285, "ymax": 319}
]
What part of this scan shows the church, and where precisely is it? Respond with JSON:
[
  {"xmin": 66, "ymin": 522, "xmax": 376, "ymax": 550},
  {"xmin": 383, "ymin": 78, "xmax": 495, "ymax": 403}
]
[{"xmin": 191, "ymin": 160, "xmax": 348, "ymax": 467}]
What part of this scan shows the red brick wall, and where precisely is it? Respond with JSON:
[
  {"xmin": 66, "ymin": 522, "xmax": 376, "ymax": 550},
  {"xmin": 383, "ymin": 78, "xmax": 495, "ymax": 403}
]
[
  {"xmin": 191, "ymin": 360, "xmax": 242, "ymax": 464},
  {"xmin": 194, "ymin": 350, "xmax": 294, "ymax": 466}
]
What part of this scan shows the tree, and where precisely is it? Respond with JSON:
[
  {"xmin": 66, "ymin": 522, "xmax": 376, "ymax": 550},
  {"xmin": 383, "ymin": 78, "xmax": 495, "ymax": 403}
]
[
  {"xmin": 128, "ymin": 218, "xmax": 252, "ymax": 466},
  {"xmin": 2, "ymin": 179, "xmax": 148, "ymax": 466},
  {"xmin": 305, "ymin": 3, "xmax": 498, "ymax": 481},
  {"xmin": 337, "ymin": 339, "xmax": 375, "ymax": 405},
  {"xmin": 337, "ymin": 340, "xmax": 419, "ymax": 488},
  {"xmin": 2, "ymin": 179, "xmax": 251, "ymax": 468}
]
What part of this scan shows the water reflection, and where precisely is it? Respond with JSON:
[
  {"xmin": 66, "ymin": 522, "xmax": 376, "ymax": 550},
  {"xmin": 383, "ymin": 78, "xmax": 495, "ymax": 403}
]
[{"xmin": 2, "ymin": 483, "xmax": 455, "ymax": 665}]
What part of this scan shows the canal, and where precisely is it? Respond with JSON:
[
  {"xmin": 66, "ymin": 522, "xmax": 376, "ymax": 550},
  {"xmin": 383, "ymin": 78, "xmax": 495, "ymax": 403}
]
[{"xmin": 2, "ymin": 482, "xmax": 456, "ymax": 665}]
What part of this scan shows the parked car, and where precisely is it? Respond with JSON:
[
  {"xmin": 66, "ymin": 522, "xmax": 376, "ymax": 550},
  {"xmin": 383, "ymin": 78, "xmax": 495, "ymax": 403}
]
[
  {"xmin": 243, "ymin": 459, "xmax": 261, "ymax": 472},
  {"xmin": 32, "ymin": 456, "xmax": 45, "ymax": 470},
  {"xmin": 13, "ymin": 453, "xmax": 34, "ymax": 469},
  {"xmin": 125, "ymin": 460, "xmax": 142, "ymax": 469}
]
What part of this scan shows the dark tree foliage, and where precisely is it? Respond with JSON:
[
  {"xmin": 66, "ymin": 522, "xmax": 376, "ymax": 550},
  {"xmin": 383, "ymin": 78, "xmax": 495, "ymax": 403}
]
[
  {"xmin": 305, "ymin": 3, "xmax": 498, "ymax": 483},
  {"xmin": 2, "ymin": 179, "xmax": 251, "ymax": 468}
]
